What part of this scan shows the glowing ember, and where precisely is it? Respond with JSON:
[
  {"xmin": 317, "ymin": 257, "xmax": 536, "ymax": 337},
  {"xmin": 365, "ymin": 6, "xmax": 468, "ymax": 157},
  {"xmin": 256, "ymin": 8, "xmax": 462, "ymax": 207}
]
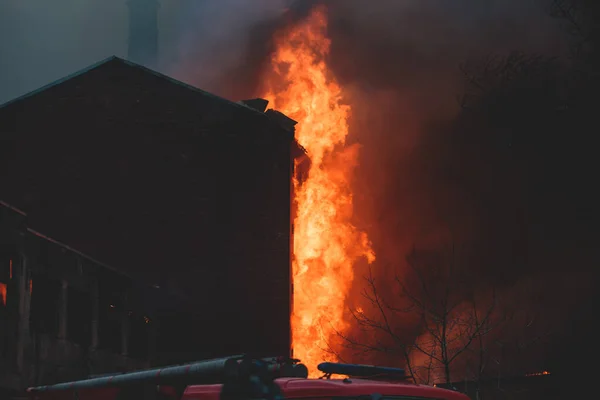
[
  {"xmin": 0, "ymin": 283, "xmax": 6, "ymax": 305},
  {"xmin": 526, "ymin": 371, "xmax": 551, "ymax": 377},
  {"xmin": 261, "ymin": 6, "xmax": 375, "ymax": 376}
]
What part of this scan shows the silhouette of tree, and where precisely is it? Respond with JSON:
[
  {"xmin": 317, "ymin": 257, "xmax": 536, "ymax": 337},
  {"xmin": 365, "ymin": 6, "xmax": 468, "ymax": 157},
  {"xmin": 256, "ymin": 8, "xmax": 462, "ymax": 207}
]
[{"xmin": 337, "ymin": 242, "xmax": 508, "ymax": 385}]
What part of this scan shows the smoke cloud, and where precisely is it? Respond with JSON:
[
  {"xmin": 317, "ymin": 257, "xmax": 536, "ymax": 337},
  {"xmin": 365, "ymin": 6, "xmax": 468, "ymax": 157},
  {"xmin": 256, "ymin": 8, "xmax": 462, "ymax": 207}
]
[
  {"xmin": 228, "ymin": 0, "xmax": 586, "ymax": 377},
  {"xmin": 167, "ymin": 0, "xmax": 575, "ymax": 303},
  {"xmin": 164, "ymin": 0, "xmax": 293, "ymax": 98},
  {"xmin": 304, "ymin": 0, "xmax": 597, "ymax": 379},
  {"xmin": 314, "ymin": 0, "xmax": 567, "ymax": 265}
]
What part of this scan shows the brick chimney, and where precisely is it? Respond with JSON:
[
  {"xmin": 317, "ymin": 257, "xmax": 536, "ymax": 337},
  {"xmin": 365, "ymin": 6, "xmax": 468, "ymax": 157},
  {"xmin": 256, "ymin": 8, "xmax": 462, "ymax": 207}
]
[{"xmin": 127, "ymin": 0, "xmax": 160, "ymax": 68}]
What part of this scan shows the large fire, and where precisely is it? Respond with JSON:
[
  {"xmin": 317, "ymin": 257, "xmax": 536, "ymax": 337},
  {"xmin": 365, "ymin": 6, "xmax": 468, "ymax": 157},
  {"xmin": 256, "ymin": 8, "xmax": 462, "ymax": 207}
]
[{"xmin": 261, "ymin": 6, "xmax": 375, "ymax": 376}]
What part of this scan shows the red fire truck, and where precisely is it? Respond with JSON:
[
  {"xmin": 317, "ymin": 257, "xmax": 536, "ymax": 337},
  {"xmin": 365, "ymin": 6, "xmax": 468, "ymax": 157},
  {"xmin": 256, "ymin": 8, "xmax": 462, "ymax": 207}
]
[{"xmin": 26, "ymin": 355, "xmax": 470, "ymax": 400}]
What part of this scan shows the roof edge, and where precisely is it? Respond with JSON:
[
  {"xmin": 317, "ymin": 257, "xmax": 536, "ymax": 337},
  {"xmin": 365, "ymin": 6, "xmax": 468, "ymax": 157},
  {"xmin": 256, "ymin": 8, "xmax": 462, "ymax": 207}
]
[
  {"xmin": 116, "ymin": 57, "xmax": 269, "ymax": 118},
  {"xmin": 0, "ymin": 199, "xmax": 27, "ymax": 216},
  {"xmin": 0, "ymin": 56, "xmax": 120, "ymax": 110},
  {"xmin": 0, "ymin": 56, "xmax": 300, "ymax": 136}
]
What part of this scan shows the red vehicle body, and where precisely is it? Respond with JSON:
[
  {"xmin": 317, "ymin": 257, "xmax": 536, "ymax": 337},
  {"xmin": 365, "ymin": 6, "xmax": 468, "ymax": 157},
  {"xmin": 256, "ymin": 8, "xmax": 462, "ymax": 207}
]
[
  {"xmin": 28, "ymin": 377, "xmax": 469, "ymax": 400},
  {"xmin": 186, "ymin": 377, "xmax": 469, "ymax": 400},
  {"xmin": 26, "ymin": 357, "xmax": 470, "ymax": 400}
]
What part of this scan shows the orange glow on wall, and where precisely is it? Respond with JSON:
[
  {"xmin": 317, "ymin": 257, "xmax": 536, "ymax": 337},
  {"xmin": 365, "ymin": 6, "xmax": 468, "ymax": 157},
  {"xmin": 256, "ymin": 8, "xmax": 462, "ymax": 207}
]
[{"xmin": 0, "ymin": 283, "xmax": 6, "ymax": 305}]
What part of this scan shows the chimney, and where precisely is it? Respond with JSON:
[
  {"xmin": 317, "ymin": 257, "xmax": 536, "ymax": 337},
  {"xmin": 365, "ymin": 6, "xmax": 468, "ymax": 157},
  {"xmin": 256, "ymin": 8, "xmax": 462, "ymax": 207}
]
[{"xmin": 127, "ymin": 0, "xmax": 160, "ymax": 68}]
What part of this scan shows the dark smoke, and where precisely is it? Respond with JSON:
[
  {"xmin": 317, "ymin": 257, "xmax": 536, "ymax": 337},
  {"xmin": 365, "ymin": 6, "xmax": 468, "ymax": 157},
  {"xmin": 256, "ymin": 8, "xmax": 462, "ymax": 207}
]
[
  {"xmin": 317, "ymin": 1, "xmax": 600, "ymax": 378},
  {"xmin": 185, "ymin": 0, "xmax": 596, "ymax": 378},
  {"xmin": 316, "ymin": 0, "xmax": 598, "ymax": 379},
  {"xmin": 164, "ymin": 0, "xmax": 293, "ymax": 99},
  {"xmin": 176, "ymin": 0, "xmax": 570, "ymax": 284},
  {"xmin": 316, "ymin": 0, "xmax": 567, "ymax": 269}
]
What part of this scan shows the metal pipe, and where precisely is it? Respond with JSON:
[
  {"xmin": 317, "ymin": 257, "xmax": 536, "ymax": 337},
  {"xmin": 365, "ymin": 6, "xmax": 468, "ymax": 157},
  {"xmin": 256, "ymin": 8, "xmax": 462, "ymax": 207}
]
[{"xmin": 28, "ymin": 355, "xmax": 245, "ymax": 392}]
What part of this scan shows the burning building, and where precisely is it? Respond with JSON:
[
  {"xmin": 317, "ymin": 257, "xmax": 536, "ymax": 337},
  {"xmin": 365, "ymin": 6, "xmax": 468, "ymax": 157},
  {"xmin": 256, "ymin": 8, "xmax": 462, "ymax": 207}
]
[
  {"xmin": 0, "ymin": 55, "xmax": 304, "ymax": 366},
  {"xmin": 2, "ymin": 0, "xmax": 407, "ymax": 380}
]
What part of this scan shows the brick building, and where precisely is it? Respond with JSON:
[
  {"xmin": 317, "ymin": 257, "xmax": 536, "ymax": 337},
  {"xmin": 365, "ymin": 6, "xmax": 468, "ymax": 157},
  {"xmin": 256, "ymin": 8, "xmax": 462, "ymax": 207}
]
[
  {"xmin": 0, "ymin": 56, "xmax": 303, "ymax": 368},
  {"xmin": 0, "ymin": 200, "xmax": 174, "ymax": 396}
]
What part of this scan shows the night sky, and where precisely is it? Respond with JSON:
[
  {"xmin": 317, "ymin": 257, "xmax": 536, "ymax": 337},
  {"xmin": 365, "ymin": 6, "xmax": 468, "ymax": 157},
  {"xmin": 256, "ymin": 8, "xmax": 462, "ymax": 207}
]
[{"xmin": 1, "ymin": 0, "xmax": 599, "ymax": 385}]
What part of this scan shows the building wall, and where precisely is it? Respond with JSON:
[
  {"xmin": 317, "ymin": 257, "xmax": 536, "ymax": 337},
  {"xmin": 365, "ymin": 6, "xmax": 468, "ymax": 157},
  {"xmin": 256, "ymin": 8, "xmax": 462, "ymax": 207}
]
[
  {"xmin": 0, "ymin": 58, "xmax": 297, "ymax": 361},
  {"xmin": 0, "ymin": 202, "xmax": 156, "ymax": 394}
]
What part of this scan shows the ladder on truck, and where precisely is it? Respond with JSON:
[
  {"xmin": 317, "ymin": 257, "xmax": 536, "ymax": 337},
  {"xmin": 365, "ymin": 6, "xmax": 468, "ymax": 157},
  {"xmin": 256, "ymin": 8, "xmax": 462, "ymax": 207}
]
[{"xmin": 26, "ymin": 355, "xmax": 309, "ymax": 400}]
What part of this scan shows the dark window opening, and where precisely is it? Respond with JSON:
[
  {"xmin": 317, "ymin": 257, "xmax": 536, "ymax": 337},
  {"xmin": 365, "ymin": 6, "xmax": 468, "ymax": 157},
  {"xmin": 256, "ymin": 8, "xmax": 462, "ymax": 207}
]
[
  {"xmin": 67, "ymin": 287, "xmax": 92, "ymax": 346},
  {"xmin": 0, "ymin": 257, "xmax": 10, "ymax": 284},
  {"xmin": 29, "ymin": 275, "xmax": 60, "ymax": 336},
  {"xmin": 36, "ymin": 239, "xmax": 50, "ymax": 268},
  {"xmin": 128, "ymin": 312, "xmax": 150, "ymax": 359},
  {"xmin": 98, "ymin": 289, "xmax": 122, "ymax": 354}
]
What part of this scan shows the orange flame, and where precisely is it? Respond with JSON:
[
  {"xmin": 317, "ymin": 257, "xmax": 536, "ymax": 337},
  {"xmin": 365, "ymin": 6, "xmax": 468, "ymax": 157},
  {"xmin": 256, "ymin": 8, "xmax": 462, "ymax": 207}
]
[{"xmin": 261, "ymin": 6, "xmax": 375, "ymax": 376}]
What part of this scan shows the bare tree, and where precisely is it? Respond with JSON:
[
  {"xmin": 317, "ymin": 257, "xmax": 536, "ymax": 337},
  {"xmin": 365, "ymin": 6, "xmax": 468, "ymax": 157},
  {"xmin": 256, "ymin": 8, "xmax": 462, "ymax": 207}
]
[
  {"xmin": 549, "ymin": 0, "xmax": 600, "ymax": 58},
  {"xmin": 333, "ymin": 266, "xmax": 419, "ymax": 382},
  {"xmin": 337, "ymin": 243, "xmax": 504, "ymax": 386},
  {"xmin": 457, "ymin": 51, "xmax": 562, "ymax": 121},
  {"xmin": 401, "ymin": 245, "xmax": 501, "ymax": 385}
]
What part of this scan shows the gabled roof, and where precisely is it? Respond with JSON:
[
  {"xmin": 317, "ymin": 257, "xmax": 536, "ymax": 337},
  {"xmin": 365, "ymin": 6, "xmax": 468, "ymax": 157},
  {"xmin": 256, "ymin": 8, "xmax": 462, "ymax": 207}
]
[
  {"xmin": 0, "ymin": 56, "xmax": 119, "ymax": 110},
  {"xmin": 0, "ymin": 56, "xmax": 266, "ymax": 119}
]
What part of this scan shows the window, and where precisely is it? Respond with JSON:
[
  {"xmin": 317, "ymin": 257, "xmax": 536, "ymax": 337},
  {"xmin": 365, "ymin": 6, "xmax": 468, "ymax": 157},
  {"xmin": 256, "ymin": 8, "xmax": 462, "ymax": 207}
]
[
  {"xmin": 29, "ymin": 274, "xmax": 61, "ymax": 335},
  {"xmin": 67, "ymin": 287, "xmax": 92, "ymax": 346},
  {"xmin": 0, "ymin": 257, "xmax": 10, "ymax": 282}
]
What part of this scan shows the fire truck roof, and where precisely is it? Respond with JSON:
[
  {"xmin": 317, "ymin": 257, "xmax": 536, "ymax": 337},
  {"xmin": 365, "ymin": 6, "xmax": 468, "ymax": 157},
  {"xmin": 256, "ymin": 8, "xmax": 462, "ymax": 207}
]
[
  {"xmin": 184, "ymin": 377, "xmax": 469, "ymax": 400},
  {"xmin": 26, "ymin": 357, "xmax": 470, "ymax": 400}
]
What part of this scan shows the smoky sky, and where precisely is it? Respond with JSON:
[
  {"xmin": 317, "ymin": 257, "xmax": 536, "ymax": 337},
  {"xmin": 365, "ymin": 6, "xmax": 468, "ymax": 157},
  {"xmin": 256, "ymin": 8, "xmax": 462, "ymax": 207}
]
[
  {"xmin": 1, "ymin": 1, "xmax": 581, "ymax": 291},
  {"xmin": 256, "ymin": 0, "xmax": 572, "ymax": 281},
  {"xmin": 167, "ymin": 0, "xmax": 573, "ymax": 296},
  {"xmin": 0, "ymin": 0, "xmax": 292, "ymax": 104},
  {"xmin": 0, "ymin": 0, "xmax": 126, "ymax": 104},
  {"xmin": 0, "ymin": 0, "xmax": 565, "ymax": 104}
]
